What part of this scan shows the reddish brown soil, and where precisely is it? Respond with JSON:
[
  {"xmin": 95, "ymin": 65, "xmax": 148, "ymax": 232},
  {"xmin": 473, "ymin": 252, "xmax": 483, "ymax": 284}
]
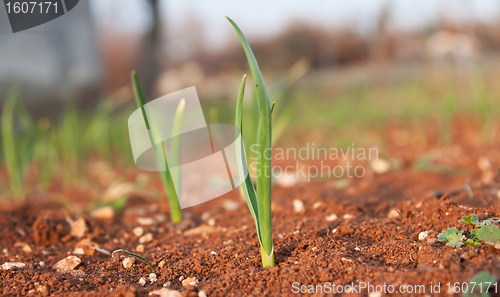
[{"xmin": 2, "ymin": 122, "xmax": 500, "ymax": 296}]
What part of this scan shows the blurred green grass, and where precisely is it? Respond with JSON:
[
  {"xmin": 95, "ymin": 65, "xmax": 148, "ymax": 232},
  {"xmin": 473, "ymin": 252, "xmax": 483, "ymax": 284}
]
[{"xmin": 2, "ymin": 60, "xmax": 500, "ymax": 199}]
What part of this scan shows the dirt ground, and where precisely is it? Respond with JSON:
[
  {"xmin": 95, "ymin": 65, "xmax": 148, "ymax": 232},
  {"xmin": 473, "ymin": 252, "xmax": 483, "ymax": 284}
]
[{"xmin": 2, "ymin": 121, "xmax": 500, "ymax": 296}]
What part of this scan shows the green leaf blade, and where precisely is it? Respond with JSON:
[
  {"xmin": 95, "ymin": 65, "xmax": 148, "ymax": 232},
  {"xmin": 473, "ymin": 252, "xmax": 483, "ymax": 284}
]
[{"xmin": 227, "ymin": 16, "xmax": 273, "ymax": 259}]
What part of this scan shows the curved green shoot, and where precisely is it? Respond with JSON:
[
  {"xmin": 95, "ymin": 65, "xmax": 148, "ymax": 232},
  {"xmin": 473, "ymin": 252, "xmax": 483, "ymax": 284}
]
[
  {"xmin": 112, "ymin": 249, "xmax": 156, "ymax": 276},
  {"xmin": 229, "ymin": 17, "xmax": 274, "ymax": 268},
  {"xmin": 131, "ymin": 71, "xmax": 182, "ymax": 222},
  {"xmin": 2, "ymin": 85, "xmax": 23, "ymax": 199}
]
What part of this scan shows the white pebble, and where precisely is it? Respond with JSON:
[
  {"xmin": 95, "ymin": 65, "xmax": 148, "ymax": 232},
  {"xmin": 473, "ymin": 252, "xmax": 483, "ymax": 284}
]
[
  {"xmin": 387, "ymin": 209, "xmax": 400, "ymax": 219},
  {"xmin": 1, "ymin": 262, "xmax": 26, "ymax": 270},
  {"xmin": 312, "ymin": 201, "xmax": 322, "ymax": 209},
  {"xmin": 478, "ymin": 157, "xmax": 492, "ymax": 171},
  {"xmin": 199, "ymin": 291, "xmax": 207, "ymax": 297},
  {"xmin": 123, "ymin": 257, "xmax": 135, "ymax": 268},
  {"xmin": 293, "ymin": 199, "xmax": 304, "ymax": 213},
  {"xmin": 139, "ymin": 277, "xmax": 147, "ymax": 286},
  {"xmin": 39, "ymin": 261, "xmax": 45, "ymax": 268},
  {"xmin": 418, "ymin": 231, "xmax": 430, "ymax": 241},
  {"xmin": 370, "ymin": 159, "xmax": 391, "ymax": 174},
  {"xmin": 326, "ymin": 214, "xmax": 338, "ymax": 222},
  {"xmin": 223, "ymin": 200, "xmax": 239, "ymax": 211},
  {"xmin": 133, "ymin": 227, "xmax": 144, "ymax": 237},
  {"xmin": 210, "ymin": 251, "xmax": 217, "ymax": 255},
  {"xmin": 149, "ymin": 273, "xmax": 157, "ymax": 283},
  {"xmin": 343, "ymin": 214, "xmax": 354, "ymax": 220},
  {"xmin": 137, "ymin": 217, "xmax": 155, "ymax": 226},
  {"xmin": 139, "ymin": 233, "xmax": 153, "ymax": 243}
]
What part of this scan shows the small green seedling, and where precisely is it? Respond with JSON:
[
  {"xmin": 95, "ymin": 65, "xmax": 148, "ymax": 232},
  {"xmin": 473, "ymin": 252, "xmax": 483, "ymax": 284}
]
[
  {"xmin": 131, "ymin": 71, "xmax": 183, "ymax": 222},
  {"xmin": 475, "ymin": 224, "xmax": 500, "ymax": 249},
  {"xmin": 439, "ymin": 214, "xmax": 500, "ymax": 248},
  {"xmin": 438, "ymin": 227, "xmax": 464, "ymax": 248},
  {"xmin": 464, "ymin": 272, "xmax": 497, "ymax": 297},
  {"xmin": 229, "ymin": 17, "xmax": 274, "ymax": 268},
  {"xmin": 460, "ymin": 214, "xmax": 481, "ymax": 225},
  {"xmin": 112, "ymin": 249, "xmax": 156, "ymax": 276}
]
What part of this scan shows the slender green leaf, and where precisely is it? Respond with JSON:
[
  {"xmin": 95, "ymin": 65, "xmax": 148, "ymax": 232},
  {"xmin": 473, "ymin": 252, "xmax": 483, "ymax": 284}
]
[
  {"xmin": 235, "ymin": 75, "xmax": 262, "ymax": 246},
  {"xmin": 112, "ymin": 249, "xmax": 156, "ymax": 275},
  {"xmin": 131, "ymin": 71, "xmax": 182, "ymax": 222},
  {"xmin": 1, "ymin": 85, "xmax": 22, "ymax": 198},
  {"xmin": 228, "ymin": 17, "xmax": 274, "ymax": 266}
]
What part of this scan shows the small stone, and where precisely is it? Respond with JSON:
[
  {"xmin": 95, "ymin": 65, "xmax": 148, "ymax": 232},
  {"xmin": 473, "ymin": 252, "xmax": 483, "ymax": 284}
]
[
  {"xmin": 326, "ymin": 214, "xmax": 338, "ymax": 222},
  {"xmin": 387, "ymin": 209, "xmax": 400, "ymax": 219},
  {"xmin": 201, "ymin": 212, "xmax": 211, "ymax": 221},
  {"xmin": 139, "ymin": 277, "xmax": 147, "ymax": 286},
  {"xmin": 207, "ymin": 218, "xmax": 216, "ymax": 226},
  {"xmin": 368, "ymin": 292, "xmax": 382, "ymax": 297},
  {"xmin": 341, "ymin": 258, "xmax": 353, "ymax": 264},
  {"xmin": 70, "ymin": 217, "xmax": 87, "ymax": 238},
  {"xmin": 370, "ymin": 159, "xmax": 391, "ymax": 174},
  {"xmin": 36, "ymin": 285, "xmax": 48, "ymax": 294},
  {"xmin": 39, "ymin": 261, "xmax": 45, "ymax": 268},
  {"xmin": 70, "ymin": 270, "xmax": 85, "ymax": 277},
  {"xmin": 223, "ymin": 200, "xmax": 239, "ymax": 211},
  {"xmin": 136, "ymin": 245, "xmax": 145, "ymax": 252},
  {"xmin": 312, "ymin": 201, "xmax": 322, "ymax": 209},
  {"xmin": 1, "ymin": 262, "xmax": 26, "ymax": 270},
  {"xmin": 123, "ymin": 257, "xmax": 135, "ymax": 269},
  {"xmin": 182, "ymin": 277, "xmax": 198, "ymax": 287},
  {"xmin": 73, "ymin": 248, "xmax": 85, "ymax": 255},
  {"xmin": 274, "ymin": 174, "xmax": 302, "ymax": 187},
  {"xmin": 22, "ymin": 244, "xmax": 33, "ymax": 253},
  {"xmin": 343, "ymin": 214, "xmax": 354, "ymax": 220},
  {"xmin": 292, "ymin": 199, "xmax": 304, "ymax": 213},
  {"xmin": 179, "ymin": 276, "xmax": 185, "ymax": 281},
  {"xmin": 133, "ymin": 227, "xmax": 144, "ymax": 237},
  {"xmin": 137, "ymin": 217, "xmax": 155, "ymax": 226},
  {"xmin": 90, "ymin": 206, "xmax": 114, "ymax": 219},
  {"xmin": 184, "ymin": 225, "xmax": 216, "ymax": 236},
  {"xmin": 418, "ymin": 231, "xmax": 430, "ymax": 241},
  {"xmin": 198, "ymin": 291, "xmax": 207, "ymax": 297},
  {"xmin": 149, "ymin": 273, "xmax": 157, "ymax": 283},
  {"xmin": 149, "ymin": 288, "xmax": 182, "ymax": 297},
  {"xmin": 210, "ymin": 251, "xmax": 216, "ymax": 255},
  {"xmin": 139, "ymin": 233, "xmax": 153, "ymax": 243},
  {"xmin": 478, "ymin": 157, "xmax": 492, "ymax": 171},
  {"xmin": 158, "ymin": 260, "xmax": 166, "ymax": 268},
  {"xmin": 52, "ymin": 255, "xmax": 81, "ymax": 273}
]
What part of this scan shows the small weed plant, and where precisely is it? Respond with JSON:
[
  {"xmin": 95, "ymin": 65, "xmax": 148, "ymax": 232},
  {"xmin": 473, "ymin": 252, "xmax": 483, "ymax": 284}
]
[{"xmin": 438, "ymin": 214, "xmax": 500, "ymax": 248}]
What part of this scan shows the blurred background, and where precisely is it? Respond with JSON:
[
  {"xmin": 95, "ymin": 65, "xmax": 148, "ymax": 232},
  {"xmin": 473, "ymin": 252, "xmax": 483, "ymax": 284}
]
[{"xmin": 2, "ymin": 0, "xmax": 500, "ymax": 203}]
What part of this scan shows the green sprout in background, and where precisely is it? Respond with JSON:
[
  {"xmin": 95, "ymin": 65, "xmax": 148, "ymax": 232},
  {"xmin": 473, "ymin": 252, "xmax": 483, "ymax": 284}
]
[
  {"xmin": 131, "ymin": 71, "xmax": 183, "ymax": 222},
  {"xmin": 229, "ymin": 17, "xmax": 275, "ymax": 268},
  {"xmin": 438, "ymin": 214, "xmax": 500, "ymax": 249},
  {"xmin": 464, "ymin": 272, "xmax": 497, "ymax": 297}
]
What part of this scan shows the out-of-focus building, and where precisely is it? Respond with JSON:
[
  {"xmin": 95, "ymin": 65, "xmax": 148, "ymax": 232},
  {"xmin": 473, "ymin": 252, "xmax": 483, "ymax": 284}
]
[{"xmin": 0, "ymin": 1, "xmax": 102, "ymax": 113}]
